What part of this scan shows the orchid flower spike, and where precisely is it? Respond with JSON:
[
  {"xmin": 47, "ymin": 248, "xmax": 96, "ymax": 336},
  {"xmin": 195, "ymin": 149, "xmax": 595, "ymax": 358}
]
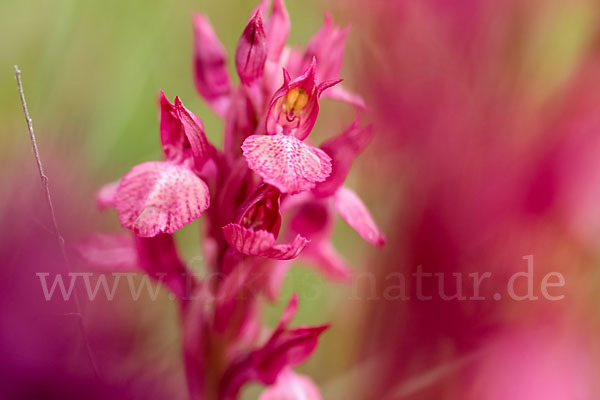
[{"xmin": 87, "ymin": 2, "xmax": 384, "ymax": 399}]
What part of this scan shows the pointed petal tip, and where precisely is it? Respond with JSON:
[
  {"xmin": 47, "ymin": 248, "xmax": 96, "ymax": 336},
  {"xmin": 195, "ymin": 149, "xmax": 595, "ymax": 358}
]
[
  {"xmin": 282, "ymin": 68, "xmax": 291, "ymax": 83},
  {"xmin": 279, "ymin": 293, "xmax": 299, "ymax": 327},
  {"xmin": 304, "ymin": 57, "xmax": 317, "ymax": 80},
  {"xmin": 252, "ymin": 8, "xmax": 264, "ymax": 23},
  {"xmin": 159, "ymin": 90, "xmax": 173, "ymax": 110},
  {"xmin": 334, "ymin": 186, "xmax": 385, "ymax": 247},
  {"xmin": 374, "ymin": 232, "xmax": 386, "ymax": 247},
  {"xmin": 290, "ymin": 292, "xmax": 299, "ymax": 304},
  {"xmin": 318, "ymin": 78, "xmax": 343, "ymax": 95},
  {"xmin": 192, "ymin": 12, "xmax": 209, "ymax": 27},
  {"xmin": 273, "ymin": 0, "xmax": 286, "ymax": 12}
]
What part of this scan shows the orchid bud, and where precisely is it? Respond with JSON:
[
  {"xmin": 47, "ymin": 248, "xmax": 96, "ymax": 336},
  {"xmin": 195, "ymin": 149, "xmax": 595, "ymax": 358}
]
[{"xmin": 235, "ymin": 10, "xmax": 268, "ymax": 85}]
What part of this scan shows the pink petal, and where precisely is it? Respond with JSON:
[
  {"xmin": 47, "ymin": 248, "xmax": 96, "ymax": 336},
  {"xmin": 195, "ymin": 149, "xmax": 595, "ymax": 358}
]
[
  {"xmin": 218, "ymin": 295, "xmax": 329, "ymax": 399},
  {"xmin": 235, "ymin": 10, "xmax": 268, "ymax": 85},
  {"xmin": 261, "ymin": 0, "xmax": 290, "ymax": 61},
  {"xmin": 173, "ymin": 96, "xmax": 214, "ymax": 168},
  {"xmin": 334, "ymin": 186, "xmax": 385, "ymax": 246},
  {"xmin": 160, "ymin": 92, "xmax": 214, "ymax": 168},
  {"xmin": 223, "ymin": 223, "xmax": 308, "ymax": 260},
  {"xmin": 96, "ymin": 180, "xmax": 120, "ymax": 210},
  {"xmin": 159, "ymin": 91, "xmax": 183, "ymax": 160},
  {"xmin": 264, "ymin": 235, "xmax": 308, "ymax": 262},
  {"xmin": 276, "ymin": 293, "xmax": 298, "ymax": 329},
  {"xmin": 77, "ymin": 233, "xmax": 139, "ymax": 271},
  {"xmin": 316, "ymin": 78, "xmax": 344, "ymax": 96},
  {"xmin": 304, "ymin": 12, "xmax": 349, "ymax": 81},
  {"xmin": 242, "ymin": 134, "xmax": 332, "ymax": 194},
  {"xmin": 313, "ymin": 116, "xmax": 372, "ymax": 197},
  {"xmin": 115, "ymin": 161, "xmax": 210, "ymax": 237},
  {"xmin": 193, "ymin": 13, "xmax": 231, "ymax": 116},
  {"xmin": 258, "ymin": 368, "xmax": 323, "ymax": 400},
  {"xmin": 265, "ymin": 69, "xmax": 294, "ymax": 133}
]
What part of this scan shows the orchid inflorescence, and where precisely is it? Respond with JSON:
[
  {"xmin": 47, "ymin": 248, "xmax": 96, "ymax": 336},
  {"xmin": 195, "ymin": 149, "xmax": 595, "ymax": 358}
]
[{"xmin": 92, "ymin": 0, "xmax": 384, "ymax": 398}]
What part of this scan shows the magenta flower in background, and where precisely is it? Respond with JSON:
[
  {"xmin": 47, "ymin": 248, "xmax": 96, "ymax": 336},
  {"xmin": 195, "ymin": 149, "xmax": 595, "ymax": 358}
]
[
  {"xmin": 340, "ymin": 0, "xmax": 600, "ymax": 398},
  {"xmin": 85, "ymin": 0, "xmax": 384, "ymax": 398}
]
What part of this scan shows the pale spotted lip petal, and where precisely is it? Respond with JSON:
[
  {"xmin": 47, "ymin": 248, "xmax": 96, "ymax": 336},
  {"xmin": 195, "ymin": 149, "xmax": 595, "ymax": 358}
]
[
  {"xmin": 223, "ymin": 223, "xmax": 308, "ymax": 260},
  {"xmin": 242, "ymin": 134, "xmax": 332, "ymax": 194},
  {"xmin": 115, "ymin": 161, "xmax": 210, "ymax": 237}
]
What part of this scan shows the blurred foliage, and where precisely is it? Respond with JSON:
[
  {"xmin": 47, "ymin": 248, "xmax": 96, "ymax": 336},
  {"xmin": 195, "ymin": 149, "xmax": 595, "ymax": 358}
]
[{"xmin": 1, "ymin": 0, "xmax": 336, "ymax": 177}]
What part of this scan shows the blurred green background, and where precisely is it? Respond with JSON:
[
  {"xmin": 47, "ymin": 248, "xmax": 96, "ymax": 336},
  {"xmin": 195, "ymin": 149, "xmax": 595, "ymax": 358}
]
[{"xmin": 2, "ymin": 0, "xmax": 340, "ymax": 175}]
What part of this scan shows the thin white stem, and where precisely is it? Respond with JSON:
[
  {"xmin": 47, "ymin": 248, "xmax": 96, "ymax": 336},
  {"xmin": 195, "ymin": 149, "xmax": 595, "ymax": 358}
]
[{"xmin": 14, "ymin": 65, "xmax": 100, "ymax": 380}]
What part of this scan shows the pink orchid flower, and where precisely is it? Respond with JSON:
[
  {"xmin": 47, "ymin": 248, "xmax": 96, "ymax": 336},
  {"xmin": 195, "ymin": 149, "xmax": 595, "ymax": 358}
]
[
  {"xmin": 85, "ymin": 1, "xmax": 383, "ymax": 398},
  {"xmin": 242, "ymin": 61, "xmax": 340, "ymax": 194},
  {"xmin": 223, "ymin": 185, "xmax": 309, "ymax": 260}
]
